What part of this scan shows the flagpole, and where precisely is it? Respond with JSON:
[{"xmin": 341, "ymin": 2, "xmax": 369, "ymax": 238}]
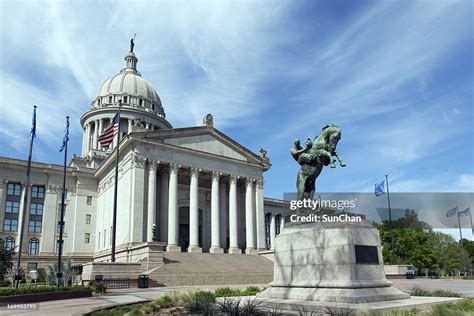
[
  {"xmin": 15, "ymin": 106, "xmax": 36, "ymax": 291},
  {"xmin": 111, "ymin": 101, "xmax": 122, "ymax": 262},
  {"xmin": 57, "ymin": 116, "xmax": 69, "ymax": 287},
  {"xmin": 456, "ymin": 205, "xmax": 467, "ymax": 274},
  {"xmin": 385, "ymin": 174, "xmax": 394, "ymax": 252}
]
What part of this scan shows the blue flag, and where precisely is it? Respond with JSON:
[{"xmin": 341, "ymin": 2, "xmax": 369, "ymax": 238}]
[
  {"xmin": 30, "ymin": 106, "xmax": 37, "ymax": 140},
  {"xmin": 458, "ymin": 207, "xmax": 470, "ymax": 217},
  {"xmin": 374, "ymin": 180, "xmax": 385, "ymax": 196},
  {"xmin": 59, "ymin": 118, "xmax": 69, "ymax": 152},
  {"xmin": 446, "ymin": 207, "xmax": 457, "ymax": 217}
]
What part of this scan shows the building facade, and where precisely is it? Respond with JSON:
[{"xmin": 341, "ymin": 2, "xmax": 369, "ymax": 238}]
[{"xmin": 0, "ymin": 48, "xmax": 289, "ymax": 272}]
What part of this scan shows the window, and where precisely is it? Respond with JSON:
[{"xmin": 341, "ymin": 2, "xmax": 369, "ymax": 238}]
[
  {"xmin": 85, "ymin": 214, "xmax": 91, "ymax": 224},
  {"xmin": 57, "ymin": 204, "xmax": 67, "ymax": 218},
  {"xmin": 97, "ymin": 98, "xmax": 101, "ymax": 106},
  {"xmin": 5, "ymin": 201, "xmax": 20, "ymax": 213},
  {"xmin": 30, "ymin": 203, "xmax": 43, "ymax": 215},
  {"xmin": 109, "ymin": 96, "xmax": 112, "ymax": 103},
  {"xmin": 28, "ymin": 220, "xmax": 42, "ymax": 233},
  {"xmin": 139, "ymin": 99, "xmax": 143, "ymax": 106},
  {"xmin": 26, "ymin": 263, "xmax": 37, "ymax": 272},
  {"xmin": 84, "ymin": 233, "xmax": 90, "ymax": 243},
  {"xmin": 4, "ymin": 237, "xmax": 15, "ymax": 251},
  {"xmin": 31, "ymin": 186, "xmax": 45, "ymax": 199},
  {"xmin": 86, "ymin": 196, "xmax": 92, "ymax": 205},
  {"xmin": 4, "ymin": 219, "xmax": 18, "ymax": 231},
  {"xmin": 28, "ymin": 238, "xmax": 39, "ymax": 255},
  {"xmin": 56, "ymin": 223, "xmax": 66, "ymax": 234},
  {"xmin": 123, "ymin": 96, "xmax": 128, "ymax": 103},
  {"xmin": 55, "ymin": 240, "xmax": 64, "ymax": 255},
  {"xmin": 7, "ymin": 183, "xmax": 21, "ymax": 196},
  {"xmin": 152, "ymin": 104, "xmax": 155, "ymax": 111}
]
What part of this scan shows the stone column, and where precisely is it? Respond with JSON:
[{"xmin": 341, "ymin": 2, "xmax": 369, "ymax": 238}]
[
  {"xmin": 98, "ymin": 119, "xmax": 103, "ymax": 150},
  {"xmin": 92, "ymin": 121, "xmax": 98, "ymax": 150},
  {"xmin": 280, "ymin": 214, "xmax": 285, "ymax": 233},
  {"xmin": 128, "ymin": 119, "xmax": 133, "ymax": 134},
  {"xmin": 188, "ymin": 167, "xmax": 202, "ymax": 253},
  {"xmin": 270, "ymin": 213, "xmax": 276, "ymax": 250},
  {"xmin": 228, "ymin": 175, "xmax": 240, "ymax": 254},
  {"xmin": 147, "ymin": 160, "xmax": 158, "ymax": 242},
  {"xmin": 85, "ymin": 123, "xmax": 91, "ymax": 154},
  {"xmin": 210, "ymin": 171, "xmax": 223, "ymax": 253},
  {"xmin": 219, "ymin": 181, "xmax": 227, "ymax": 249},
  {"xmin": 82, "ymin": 127, "xmax": 86, "ymax": 155},
  {"xmin": 159, "ymin": 171, "xmax": 169, "ymax": 242},
  {"xmin": 166, "ymin": 164, "xmax": 181, "ymax": 252},
  {"xmin": 245, "ymin": 178, "xmax": 256, "ymax": 254},
  {"xmin": 255, "ymin": 178, "xmax": 266, "ymax": 251}
]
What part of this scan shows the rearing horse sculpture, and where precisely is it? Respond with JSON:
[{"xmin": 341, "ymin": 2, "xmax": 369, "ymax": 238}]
[{"xmin": 291, "ymin": 124, "xmax": 346, "ymax": 200}]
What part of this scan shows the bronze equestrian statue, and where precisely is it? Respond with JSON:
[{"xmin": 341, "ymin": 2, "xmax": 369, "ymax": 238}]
[{"xmin": 291, "ymin": 124, "xmax": 346, "ymax": 200}]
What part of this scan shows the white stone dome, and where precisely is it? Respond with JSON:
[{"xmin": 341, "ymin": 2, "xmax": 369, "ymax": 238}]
[
  {"xmin": 97, "ymin": 72, "xmax": 161, "ymax": 104},
  {"xmin": 90, "ymin": 51, "xmax": 165, "ymax": 117}
]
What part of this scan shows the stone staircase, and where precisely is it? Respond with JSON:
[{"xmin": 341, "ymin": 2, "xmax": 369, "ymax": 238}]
[{"xmin": 148, "ymin": 253, "xmax": 273, "ymax": 286}]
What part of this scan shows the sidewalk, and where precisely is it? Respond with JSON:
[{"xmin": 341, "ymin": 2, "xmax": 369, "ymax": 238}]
[
  {"xmin": 0, "ymin": 279, "xmax": 472, "ymax": 316},
  {"xmin": 0, "ymin": 284, "xmax": 267, "ymax": 316}
]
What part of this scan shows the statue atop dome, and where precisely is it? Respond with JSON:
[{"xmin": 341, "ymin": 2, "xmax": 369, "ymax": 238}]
[{"xmin": 130, "ymin": 38, "xmax": 135, "ymax": 53}]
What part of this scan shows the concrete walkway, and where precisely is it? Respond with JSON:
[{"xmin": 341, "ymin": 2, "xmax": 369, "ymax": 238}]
[
  {"xmin": 0, "ymin": 284, "xmax": 266, "ymax": 316},
  {"xmin": 0, "ymin": 279, "xmax": 472, "ymax": 315}
]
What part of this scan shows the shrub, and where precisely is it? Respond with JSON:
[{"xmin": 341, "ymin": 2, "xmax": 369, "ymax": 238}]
[
  {"xmin": 183, "ymin": 291, "xmax": 215, "ymax": 315},
  {"xmin": 89, "ymin": 281, "xmax": 106, "ymax": 294},
  {"xmin": 239, "ymin": 297, "xmax": 264, "ymax": 314},
  {"xmin": 409, "ymin": 286, "xmax": 461, "ymax": 297},
  {"xmin": 242, "ymin": 286, "xmax": 261, "ymax": 296},
  {"xmin": 217, "ymin": 297, "xmax": 242, "ymax": 315},
  {"xmin": 432, "ymin": 299, "xmax": 474, "ymax": 315},
  {"xmin": 0, "ymin": 288, "xmax": 16, "ymax": 296},
  {"xmin": 214, "ymin": 287, "xmax": 242, "ymax": 297},
  {"xmin": 154, "ymin": 295, "xmax": 173, "ymax": 308}
]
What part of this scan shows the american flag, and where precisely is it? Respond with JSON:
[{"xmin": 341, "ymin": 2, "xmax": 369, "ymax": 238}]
[{"xmin": 98, "ymin": 112, "xmax": 120, "ymax": 147}]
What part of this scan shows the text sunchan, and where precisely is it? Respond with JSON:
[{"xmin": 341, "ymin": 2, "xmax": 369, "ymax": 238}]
[
  {"xmin": 289, "ymin": 198, "xmax": 356, "ymax": 211},
  {"xmin": 290, "ymin": 213, "xmax": 362, "ymax": 223}
]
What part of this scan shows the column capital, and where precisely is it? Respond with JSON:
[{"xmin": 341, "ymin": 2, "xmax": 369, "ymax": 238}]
[
  {"xmin": 148, "ymin": 159, "xmax": 160, "ymax": 169},
  {"xmin": 212, "ymin": 171, "xmax": 222, "ymax": 181},
  {"xmin": 132, "ymin": 154, "xmax": 147, "ymax": 168},
  {"xmin": 246, "ymin": 177, "xmax": 255, "ymax": 186},
  {"xmin": 190, "ymin": 167, "xmax": 201, "ymax": 177},
  {"xmin": 229, "ymin": 174, "xmax": 240, "ymax": 184},
  {"xmin": 169, "ymin": 163, "xmax": 181, "ymax": 175},
  {"xmin": 256, "ymin": 178, "xmax": 264, "ymax": 189}
]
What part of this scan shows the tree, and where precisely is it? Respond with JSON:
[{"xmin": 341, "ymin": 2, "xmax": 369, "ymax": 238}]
[{"xmin": 0, "ymin": 245, "xmax": 13, "ymax": 282}]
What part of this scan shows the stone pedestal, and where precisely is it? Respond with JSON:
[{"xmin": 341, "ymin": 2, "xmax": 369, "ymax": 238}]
[
  {"xmin": 209, "ymin": 247, "xmax": 224, "ymax": 254},
  {"xmin": 187, "ymin": 246, "xmax": 203, "ymax": 253},
  {"xmin": 229, "ymin": 247, "xmax": 242, "ymax": 254},
  {"xmin": 258, "ymin": 221, "xmax": 409, "ymax": 303}
]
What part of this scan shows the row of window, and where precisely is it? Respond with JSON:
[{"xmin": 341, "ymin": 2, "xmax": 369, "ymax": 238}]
[
  {"xmin": 7, "ymin": 183, "xmax": 45, "ymax": 198},
  {"xmin": 5, "ymin": 201, "xmax": 43, "ymax": 215},
  {"xmin": 1, "ymin": 233, "xmax": 91, "ymax": 255},
  {"xmin": 3, "ymin": 219, "xmax": 42, "ymax": 232},
  {"xmin": 0, "ymin": 237, "xmax": 38, "ymax": 255}
]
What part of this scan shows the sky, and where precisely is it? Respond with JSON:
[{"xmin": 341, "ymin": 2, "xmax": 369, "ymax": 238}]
[{"xmin": 0, "ymin": 0, "xmax": 473, "ymax": 201}]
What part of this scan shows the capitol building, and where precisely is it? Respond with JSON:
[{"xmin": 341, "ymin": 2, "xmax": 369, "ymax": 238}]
[{"xmin": 0, "ymin": 46, "xmax": 288, "ymax": 278}]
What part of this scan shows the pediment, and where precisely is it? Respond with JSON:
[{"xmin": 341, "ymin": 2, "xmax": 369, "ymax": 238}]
[
  {"xmin": 133, "ymin": 127, "xmax": 268, "ymax": 167},
  {"xmin": 164, "ymin": 133, "xmax": 247, "ymax": 161}
]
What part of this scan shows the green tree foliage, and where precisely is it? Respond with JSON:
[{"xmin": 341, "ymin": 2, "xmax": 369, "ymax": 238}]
[
  {"xmin": 376, "ymin": 209, "xmax": 471, "ymax": 274},
  {"xmin": 0, "ymin": 245, "xmax": 13, "ymax": 282}
]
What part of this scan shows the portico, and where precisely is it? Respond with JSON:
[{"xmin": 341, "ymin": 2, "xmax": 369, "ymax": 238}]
[{"xmin": 94, "ymin": 126, "xmax": 270, "ymax": 259}]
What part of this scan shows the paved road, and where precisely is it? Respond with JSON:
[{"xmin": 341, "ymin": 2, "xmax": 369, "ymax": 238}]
[
  {"xmin": 0, "ymin": 279, "xmax": 472, "ymax": 315},
  {"xmin": 390, "ymin": 278, "xmax": 474, "ymax": 297}
]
